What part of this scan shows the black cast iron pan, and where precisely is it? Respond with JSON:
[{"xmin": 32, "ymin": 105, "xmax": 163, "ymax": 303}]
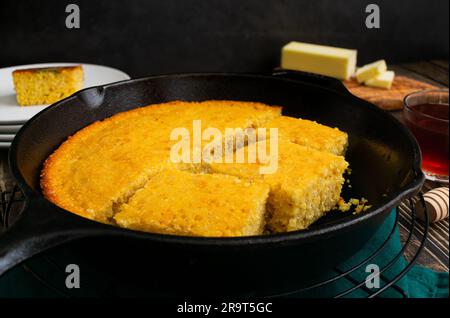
[{"xmin": 0, "ymin": 71, "xmax": 424, "ymax": 296}]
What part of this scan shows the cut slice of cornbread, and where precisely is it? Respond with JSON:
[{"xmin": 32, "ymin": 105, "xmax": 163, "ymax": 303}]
[
  {"xmin": 114, "ymin": 169, "xmax": 270, "ymax": 237},
  {"xmin": 264, "ymin": 116, "xmax": 348, "ymax": 155},
  {"xmin": 41, "ymin": 100, "xmax": 281, "ymax": 224},
  {"xmin": 210, "ymin": 140, "xmax": 349, "ymax": 232},
  {"xmin": 12, "ymin": 65, "xmax": 84, "ymax": 106}
]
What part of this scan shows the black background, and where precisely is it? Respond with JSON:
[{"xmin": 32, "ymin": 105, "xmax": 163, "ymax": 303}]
[{"xmin": 0, "ymin": 0, "xmax": 448, "ymax": 77}]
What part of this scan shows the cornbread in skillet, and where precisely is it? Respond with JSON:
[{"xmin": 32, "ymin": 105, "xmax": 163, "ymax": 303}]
[
  {"xmin": 114, "ymin": 169, "xmax": 269, "ymax": 237},
  {"xmin": 265, "ymin": 116, "xmax": 348, "ymax": 155},
  {"xmin": 41, "ymin": 99, "xmax": 350, "ymax": 236},
  {"xmin": 41, "ymin": 100, "xmax": 281, "ymax": 225},
  {"xmin": 12, "ymin": 65, "xmax": 83, "ymax": 106},
  {"xmin": 210, "ymin": 140, "xmax": 349, "ymax": 232}
]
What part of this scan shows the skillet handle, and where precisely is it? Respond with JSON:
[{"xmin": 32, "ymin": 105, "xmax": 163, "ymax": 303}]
[
  {"xmin": 0, "ymin": 197, "xmax": 101, "ymax": 276},
  {"xmin": 272, "ymin": 70, "xmax": 352, "ymax": 96}
]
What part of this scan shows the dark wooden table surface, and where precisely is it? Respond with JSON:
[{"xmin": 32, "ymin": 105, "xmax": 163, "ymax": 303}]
[
  {"xmin": 389, "ymin": 61, "xmax": 449, "ymax": 273},
  {"xmin": 0, "ymin": 61, "xmax": 448, "ymax": 273}
]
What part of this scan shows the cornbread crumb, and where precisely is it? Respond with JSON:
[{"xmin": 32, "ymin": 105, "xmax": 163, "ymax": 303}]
[
  {"xmin": 336, "ymin": 197, "xmax": 371, "ymax": 214},
  {"xmin": 12, "ymin": 65, "xmax": 83, "ymax": 106},
  {"xmin": 336, "ymin": 198, "xmax": 352, "ymax": 212}
]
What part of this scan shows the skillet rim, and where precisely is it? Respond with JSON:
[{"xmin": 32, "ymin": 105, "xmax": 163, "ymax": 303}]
[{"xmin": 8, "ymin": 72, "xmax": 425, "ymax": 246}]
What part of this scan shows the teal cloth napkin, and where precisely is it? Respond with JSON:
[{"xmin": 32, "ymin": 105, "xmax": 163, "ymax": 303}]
[
  {"xmin": 289, "ymin": 209, "xmax": 449, "ymax": 298},
  {"xmin": 0, "ymin": 209, "xmax": 448, "ymax": 298}
]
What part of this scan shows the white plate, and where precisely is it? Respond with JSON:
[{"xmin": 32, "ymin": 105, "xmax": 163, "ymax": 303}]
[
  {"xmin": 0, "ymin": 134, "xmax": 14, "ymax": 142},
  {"xmin": 0, "ymin": 124, "xmax": 21, "ymax": 133},
  {"xmin": 0, "ymin": 142, "xmax": 11, "ymax": 149},
  {"xmin": 0, "ymin": 63, "xmax": 131, "ymax": 124}
]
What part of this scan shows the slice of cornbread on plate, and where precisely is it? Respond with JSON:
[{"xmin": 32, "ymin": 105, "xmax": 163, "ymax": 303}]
[
  {"xmin": 114, "ymin": 169, "xmax": 270, "ymax": 237},
  {"xmin": 12, "ymin": 65, "xmax": 83, "ymax": 106},
  {"xmin": 264, "ymin": 116, "xmax": 348, "ymax": 155},
  {"xmin": 210, "ymin": 139, "xmax": 348, "ymax": 232}
]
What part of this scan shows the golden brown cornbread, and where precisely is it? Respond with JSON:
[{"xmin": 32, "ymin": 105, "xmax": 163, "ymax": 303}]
[
  {"xmin": 41, "ymin": 99, "xmax": 350, "ymax": 236},
  {"xmin": 265, "ymin": 116, "xmax": 348, "ymax": 155},
  {"xmin": 12, "ymin": 65, "xmax": 83, "ymax": 106},
  {"xmin": 41, "ymin": 100, "xmax": 281, "ymax": 224},
  {"xmin": 210, "ymin": 140, "xmax": 349, "ymax": 232},
  {"xmin": 114, "ymin": 169, "xmax": 269, "ymax": 237}
]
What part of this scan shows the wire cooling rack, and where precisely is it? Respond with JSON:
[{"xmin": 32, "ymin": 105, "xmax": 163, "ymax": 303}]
[
  {"xmin": 0, "ymin": 185, "xmax": 24, "ymax": 229},
  {"xmin": 0, "ymin": 185, "xmax": 429, "ymax": 298}
]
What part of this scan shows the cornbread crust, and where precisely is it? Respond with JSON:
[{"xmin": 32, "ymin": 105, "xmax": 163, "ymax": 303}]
[
  {"xmin": 210, "ymin": 140, "xmax": 349, "ymax": 232},
  {"xmin": 12, "ymin": 65, "xmax": 83, "ymax": 106},
  {"xmin": 265, "ymin": 116, "xmax": 348, "ymax": 155},
  {"xmin": 41, "ymin": 100, "xmax": 282, "ymax": 224},
  {"xmin": 114, "ymin": 169, "xmax": 270, "ymax": 237}
]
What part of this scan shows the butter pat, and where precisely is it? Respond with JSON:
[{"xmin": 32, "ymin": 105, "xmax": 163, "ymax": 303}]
[
  {"xmin": 281, "ymin": 41, "xmax": 357, "ymax": 80},
  {"xmin": 364, "ymin": 70, "xmax": 395, "ymax": 89},
  {"xmin": 355, "ymin": 60, "xmax": 387, "ymax": 83}
]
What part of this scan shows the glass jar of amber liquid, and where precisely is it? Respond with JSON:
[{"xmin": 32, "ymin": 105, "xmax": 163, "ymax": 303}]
[{"xmin": 404, "ymin": 90, "xmax": 449, "ymax": 183}]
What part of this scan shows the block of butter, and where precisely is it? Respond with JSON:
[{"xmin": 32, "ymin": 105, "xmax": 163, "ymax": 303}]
[
  {"xmin": 355, "ymin": 60, "xmax": 387, "ymax": 83},
  {"xmin": 365, "ymin": 70, "xmax": 395, "ymax": 89},
  {"xmin": 281, "ymin": 41, "xmax": 357, "ymax": 80}
]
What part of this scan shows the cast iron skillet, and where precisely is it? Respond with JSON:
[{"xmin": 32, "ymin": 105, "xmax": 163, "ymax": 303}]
[{"xmin": 0, "ymin": 71, "xmax": 424, "ymax": 296}]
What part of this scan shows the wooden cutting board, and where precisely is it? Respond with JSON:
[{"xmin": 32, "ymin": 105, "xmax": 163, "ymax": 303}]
[{"xmin": 343, "ymin": 76, "xmax": 438, "ymax": 111}]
